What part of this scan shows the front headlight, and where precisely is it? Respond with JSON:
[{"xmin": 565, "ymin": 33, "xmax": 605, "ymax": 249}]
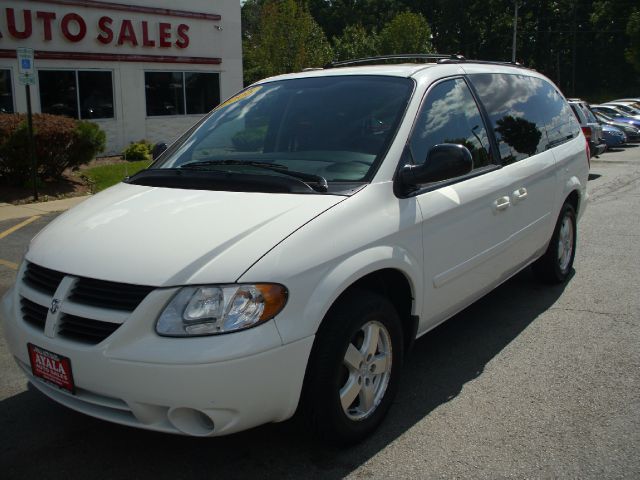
[{"xmin": 156, "ymin": 284, "xmax": 288, "ymax": 336}]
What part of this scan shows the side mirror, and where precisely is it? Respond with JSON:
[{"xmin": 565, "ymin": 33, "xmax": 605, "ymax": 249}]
[
  {"xmin": 399, "ymin": 144, "xmax": 473, "ymax": 189},
  {"xmin": 152, "ymin": 142, "xmax": 168, "ymax": 160}
]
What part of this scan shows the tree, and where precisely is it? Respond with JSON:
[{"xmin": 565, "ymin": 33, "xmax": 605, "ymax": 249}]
[
  {"xmin": 378, "ymin": 12, "xmax": 434, "ymax": 55},
  {"xmin": 332, "ymin": 24, "xmax": 379, "ymax": 61},
  {"xmin": 243, "ymin": 0, "xmax": 333, "ymax": 85},
  {"xmin": 626, "ymin": 9, "xmax": 640, "ymax": 72}
]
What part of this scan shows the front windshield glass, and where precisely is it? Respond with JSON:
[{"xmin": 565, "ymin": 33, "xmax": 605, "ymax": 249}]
[{"xmin": 153, "ymin": 75, "xmax": 414, "ymax": 183}]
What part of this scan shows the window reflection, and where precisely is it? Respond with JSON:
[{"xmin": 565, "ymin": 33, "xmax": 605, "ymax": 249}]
[
  {"xmin": 410, "ymin": 78, "xmax": 492, "ymax": 170},
  {"xmin": 469, "ymin": 73, "xmax": 579, "ymax": 163}
]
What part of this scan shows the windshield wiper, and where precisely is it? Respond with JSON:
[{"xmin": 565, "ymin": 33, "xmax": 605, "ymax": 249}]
[{"xmin": 179, "ymin": 159, "xmax": 328, "ymax": 192}]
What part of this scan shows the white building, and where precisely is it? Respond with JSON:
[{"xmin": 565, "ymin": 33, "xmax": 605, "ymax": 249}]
[{"xmin": 0, "ymin": 0, "xmax": 243, "ymax": 154}]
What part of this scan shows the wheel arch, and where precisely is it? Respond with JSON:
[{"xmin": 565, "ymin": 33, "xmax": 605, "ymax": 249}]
[{"xmin": 319, "ymin": 268, "xmax": 418, "ymax": 358}]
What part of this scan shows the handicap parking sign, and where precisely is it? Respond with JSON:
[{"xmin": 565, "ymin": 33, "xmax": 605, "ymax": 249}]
[{"xmin": 17, "ymin": 48, "xmax": 35, "ymax": 75}]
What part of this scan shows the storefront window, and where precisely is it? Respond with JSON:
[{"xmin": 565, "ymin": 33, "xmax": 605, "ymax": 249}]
[
  {"xmin": 145, "ymin": 72, "xmax": 220, "ymax": 116},
  {"xmin": 0, "ymin": 70, "xmax": 14, "ymax": 114},
  {"xmin": 79, "ymin": 71, "xmax": 114, "ymax": 119},
  {"xmin": 38, "ymin": 70, "xmax": 114, "ymax": 119},
  {"xmin": 185, "ymin": 73, "xmax": 220, "ymax": 114}
]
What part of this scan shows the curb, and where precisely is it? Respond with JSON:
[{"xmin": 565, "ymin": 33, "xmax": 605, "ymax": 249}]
[{"xmin": 0, "ymin": 195, "xmax": 91, "ymax": 222}]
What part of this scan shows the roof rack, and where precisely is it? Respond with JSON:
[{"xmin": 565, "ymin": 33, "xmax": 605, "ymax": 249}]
[
  {"xmin": 322, "ymin": 54, "xmax": 529, "ymax": 70},
  {"xmin": 324, "ymin": 54, "xmax": 465, "ymax": 69}
]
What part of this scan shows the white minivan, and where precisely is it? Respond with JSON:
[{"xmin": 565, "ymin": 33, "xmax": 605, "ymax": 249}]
[{"xmin": 1, "ymin": 56, "xmax": 589, "ymax": 444}]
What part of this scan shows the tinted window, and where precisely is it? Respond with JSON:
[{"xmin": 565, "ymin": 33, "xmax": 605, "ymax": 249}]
[
  {"xmin": 469, "ymin": 73, "xmax": 580, "ymax": 164},
  {"xmin": 410, "ymin": 78, "xmax": 492, "ymax": 170},
  {"xmin": 0, "ymin": 70, "xmax": 14, "ymax": 113},
  {"xmin": 145, "ymin": 72, "xmax": 185, "ymax": 116},
  {"xmin": 78, "ymin": 71, "xmax": 114, "ymax": 119},
  {"xmin": 146, "ymin": 72, "xmax": 221, "ymax": 116},
  {"xmin": 39, "ymin": 70, "xmax": 114, "ymax": 119},
  {"xmin": 39, "ymin": 70, "xmax": 78, "ymax": 118},
  {"xmin": 185, "ymin": 73, "xmax": 220, "ymax": 114}
]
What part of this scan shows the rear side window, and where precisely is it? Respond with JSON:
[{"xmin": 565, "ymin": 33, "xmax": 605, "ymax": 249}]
[
  {"xmin": 410, "ymin": 78, "xmax": 492, "ymax": 170},
  {"xmin": 469, "ymin": 73, "xmax": 580, "ymax": 164}
]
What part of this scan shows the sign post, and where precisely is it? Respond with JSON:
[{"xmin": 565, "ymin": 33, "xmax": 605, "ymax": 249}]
[{"xmin": 17, "ymin": 48, "xmax": 38, "ymax": 201}]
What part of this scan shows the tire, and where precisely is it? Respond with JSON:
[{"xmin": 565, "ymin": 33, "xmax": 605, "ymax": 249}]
[
  {"xmin": 300, "ymin": 290, "xmax": 404, "ymax": 445},
  {"xmin": 533, "ymin": 202, "xmax": 577, "ymax": 283}
]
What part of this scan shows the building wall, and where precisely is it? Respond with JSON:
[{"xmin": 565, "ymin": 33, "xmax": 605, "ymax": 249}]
[{"xmin": 0, "ymin": 0, "xmax": 243, "ymax": 154}]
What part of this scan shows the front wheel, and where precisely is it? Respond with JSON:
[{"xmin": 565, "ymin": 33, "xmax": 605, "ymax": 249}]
[
  {"xmin": 533, "ymin": 202, "xmax": 577, "ymax": 283},
  {"xmin": 300, "ymin": 290, "xmax": 403, "ymax": 444}
]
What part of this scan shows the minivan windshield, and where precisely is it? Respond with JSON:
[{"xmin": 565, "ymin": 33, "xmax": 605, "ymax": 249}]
[{"xmin": 152, "ymin": 75, "xmax": 414, "ymax": 189}]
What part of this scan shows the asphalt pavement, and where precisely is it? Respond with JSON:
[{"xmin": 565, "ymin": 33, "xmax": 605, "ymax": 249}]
[{"xmin": 0, "ymin": 145, "xmax": 639, "ymax": 479}]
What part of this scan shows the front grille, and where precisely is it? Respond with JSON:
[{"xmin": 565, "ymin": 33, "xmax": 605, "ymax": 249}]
[
  {"xmin": 20, "ymin": 298, "xmax": 48, "ymax": 331},
  {"xmin": 23, "ymin": 262, "xmax": 65, "ymax": 295},
  {"xmin": 58, "ymin": 314, "xmax": 121, "ymax": 345},
  {"xmin": 20, "ymin": 262, "xmax": 155, "ymax": 345},
  {"xmin": 70, "ymin": 278, "xmax": 154, "ymax": 311}
]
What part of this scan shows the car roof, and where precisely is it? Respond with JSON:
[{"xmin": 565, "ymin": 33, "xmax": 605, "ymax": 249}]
[{"xmin": 253, "ymin": 57, "xmax": 538, "ymax": 85}]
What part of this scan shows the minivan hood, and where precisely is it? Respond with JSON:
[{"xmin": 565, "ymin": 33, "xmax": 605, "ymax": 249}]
[{"xmin": 26, "ymin": 183, "xmax": 344, "ymax": 286}]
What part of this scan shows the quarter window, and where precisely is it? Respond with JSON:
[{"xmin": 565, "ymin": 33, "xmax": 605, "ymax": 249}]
[
  {"xmin": 38, "ymin": 70, "xmax": 114, "ymax": 119},
  {"xmin": 145, "ymin": 72, "xmax": 220, "ymax": 117},
  {"xmin": 410, "ymin": 78, "xmax": 492, "ymax": 171},
  {"xmin": 0, "ymin": 70, "xmax": 15, "ymax": 113},
  {"xmin": 468, "ymin": 73, "xmax": 580, "ymax": 163}
]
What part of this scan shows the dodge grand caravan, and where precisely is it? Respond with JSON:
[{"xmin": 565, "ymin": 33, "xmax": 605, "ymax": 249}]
[{"xmin": 1, "ymin": 56, "xmax": 589, "ymax": 444}]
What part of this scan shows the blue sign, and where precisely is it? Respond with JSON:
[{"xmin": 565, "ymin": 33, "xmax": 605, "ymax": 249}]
[{"xmin": 21, "ymin": 59, "xmax": 31, "ymax": 69}]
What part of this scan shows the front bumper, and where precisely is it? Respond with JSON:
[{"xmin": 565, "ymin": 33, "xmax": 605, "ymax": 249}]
[{"xmin": 1, "ymin": 279, "xmax": 314, "ymax": 437}]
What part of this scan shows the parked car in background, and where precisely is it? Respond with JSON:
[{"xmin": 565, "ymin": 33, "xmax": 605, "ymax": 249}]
[
  {"xmin": 568, "ymin": 99, "xmax": 606, "ymax": 156},
  {"xmin": 602, "ymin": 102, "xmax": 640, "ymax": 119},
  {"xmin": 593, "ymin": 111, "xmax": 640, "ymax": 142},
  {"xmin": 601, "ymin": 124, "xmax": 626, "ymax": 147},
  {"xmin": 591, "ymin": 105, "xmax": 640, "ymax": 129}
]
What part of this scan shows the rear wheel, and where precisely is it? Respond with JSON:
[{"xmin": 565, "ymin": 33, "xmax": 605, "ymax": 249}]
[
  {"xmin": 533, "ymin": 202, "xmax": 577, "ymax": 283},
  {"xmin": 301, "ymin": 290, "xmax": 403, "ymax": 444}
]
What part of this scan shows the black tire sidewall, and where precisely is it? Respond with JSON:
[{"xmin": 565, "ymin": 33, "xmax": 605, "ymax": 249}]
[
  {"xmin": 552, "ymin": 203, "xmax": 577, "ymax": 280},
  {"xmin": 303, "ymin": 291, "xmax": 404, "ymax": 444}
]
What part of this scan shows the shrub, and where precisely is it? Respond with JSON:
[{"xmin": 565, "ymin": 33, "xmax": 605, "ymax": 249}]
[
  {"xmin": 122, "ymin": 140, "xmax": 153, "ymax": 161},
  {"xmin": 0, "ymin": 113, "xmax": 106, "ymax": 185}
]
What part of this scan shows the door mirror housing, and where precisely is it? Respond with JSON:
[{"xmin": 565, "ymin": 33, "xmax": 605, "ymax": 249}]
[
  {"xmin": 399, "ymin": 143, "xmax": 473, "ymax": 192},
  {"xmin": 152, "ymin": 142, "xmax": 168, "ymax": 160}
]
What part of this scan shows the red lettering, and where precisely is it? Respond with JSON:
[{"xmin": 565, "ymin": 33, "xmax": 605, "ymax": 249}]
[
  {"xmin": 158, "ymin": 22, "xmax": 171, "ymax": 48},
  {"xmin": 117, "ymin": 19, "xmax": 138, "ymax": 46},
  {"xmin": 7, "ymin": 8, "xmax": 32, "ymax": 39},
  {"xmin": 141, "ymin": 21, "xmax": 155, "ymax": 47},
  {"xmin": 36, "ymin": 11, "xmax": 56, "ymax": 41},
  {"xmin": 61, "ymin": 13, "xmax": 86, "ymax": 42},
  {"xmin": 176, "ymin": 24, "xmax": 189, "ymax": 48},
  {"xmin": 97, "ymin": 16, "xmax": 113, "ymax": 44}
]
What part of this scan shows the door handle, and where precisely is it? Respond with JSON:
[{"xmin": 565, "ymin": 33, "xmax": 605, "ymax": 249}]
[
  {"xmin": 493, "ymin": 196, "xmax": 511, "ymax": 211},
  {"xmin": 513, "ymin": 187, "xmax": 528, "ymax": 201}
]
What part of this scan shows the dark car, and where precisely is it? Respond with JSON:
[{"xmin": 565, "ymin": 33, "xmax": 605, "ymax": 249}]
[
  {"xmin": 594, "ymin": 111, "xmax": 640, "ymax": 142},
  {"xmin": 591, "ymin": 105, "xmax": 640, "ymax": 129}
]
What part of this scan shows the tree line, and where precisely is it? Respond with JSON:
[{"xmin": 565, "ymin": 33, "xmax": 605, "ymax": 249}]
[{"xmin": 242, "ymin": 0, "xmax": 640, "ymax": 102}]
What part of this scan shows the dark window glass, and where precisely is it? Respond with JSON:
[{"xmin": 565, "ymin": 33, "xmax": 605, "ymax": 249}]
[
  {"xmin": 145, "ymin": 72, "xmax": 185, "ymax": 116},
  {"xmin": 410, "ymin": 78, "xmax": 492, "ymax": 170},
  {"xmin": 469, "ymin": 73, "xmax": 580, "ymax": 163},
  {"xmin": 39, "ymin": 70, "xmax": 78, "ymax": 118},
  {"xmin": 79, "ymin": 71, "xmax": 114, "ymax": 119},
  {"xmin": 154, "ymin": 76, "xmax": 414, "ymax": 183},
  {"xmin": 0, "ymin": 70, "xmax": 14, "ymax": 113},
  {"xmin": 185, "ymin": 73, "xmax": 220, "ymax": 114}
]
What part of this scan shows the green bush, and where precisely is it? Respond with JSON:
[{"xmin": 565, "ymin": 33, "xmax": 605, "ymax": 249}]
[
  {"xmin": 0, "ymin": 113, "xmax": 106, "ymax": 185},
  {"xmin": 122, "ymin": 140, "xmax": 153, "ymax": 161}
]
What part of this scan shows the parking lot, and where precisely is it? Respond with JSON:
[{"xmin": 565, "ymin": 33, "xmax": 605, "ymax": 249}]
[{"xmin": 1, "ymin": 145, "xmax": 639, "ymax": 479}]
